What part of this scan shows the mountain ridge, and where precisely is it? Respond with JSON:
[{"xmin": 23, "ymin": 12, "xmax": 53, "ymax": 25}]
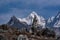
[
  {"xmin": 7, "ymin": 11, "xmax": 46, "ymax": 29},
  {"xmin": 7, "ymin": 11, "xmax": 60, "ymax": 29}
]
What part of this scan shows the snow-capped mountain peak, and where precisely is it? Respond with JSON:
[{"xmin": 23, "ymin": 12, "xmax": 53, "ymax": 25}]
[
  {"xmin": 56, "ymin": 12, "xmax": 60, "ymax": 18},
  {"xmin": 7, "ymin": 11, "xmax": 46, "ymax": 29},
  {"xmin": 7, "ymin": 16, "xmax": 18, "ymax": 25},
  {"xmin": 47, "ymin": 12, "xmax": 60, "ymax": 28},
  {"xmin": 29, "ymin": 11, "xmax": 38, "ymax": 18},
  {"xmin": 30, "ymin": 11, "xmax": 45, "ymax": 28},
  {"xmin": 53, "ymin": 12, "xmax": 60, "ymax": 27},
  {"xmin": 18, "ymin": 11, "xmax": 45, "ymax": 27}
]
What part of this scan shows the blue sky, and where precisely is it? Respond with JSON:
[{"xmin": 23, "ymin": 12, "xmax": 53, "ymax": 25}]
[{"xmin": 0, "ymin": 0, "xmax": 60, "ymax": 24}]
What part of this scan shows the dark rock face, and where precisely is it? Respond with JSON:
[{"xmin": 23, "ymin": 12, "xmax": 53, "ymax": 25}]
[
  {"xmin": 0, "ymin": 35, "xmax": 6, "ymax": 40},
  {"xmin": 41, "ymin": 28, "xmax": 56, "ymax": 38},
  {"xmin": 7, "ymin": 16, "xmax": 28, "ymax": 29}
]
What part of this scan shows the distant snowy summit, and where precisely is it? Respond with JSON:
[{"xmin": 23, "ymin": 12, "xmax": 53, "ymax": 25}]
[
  {"xmin": 7, "ymin": 11, "xmax": 46, "ymax": 29},
  {"xmin": 46, "ymin": 12, "xmax": 60, "ymax": 36},
  {"xmin": 47, "ymin": 12, "xmax": 60, "ymax": 28}
]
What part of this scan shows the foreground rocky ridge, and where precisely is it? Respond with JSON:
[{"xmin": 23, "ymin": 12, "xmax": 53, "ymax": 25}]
[{"xmin": 0, "ymin": 24, "xmax": 56, "ymax": 40}]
